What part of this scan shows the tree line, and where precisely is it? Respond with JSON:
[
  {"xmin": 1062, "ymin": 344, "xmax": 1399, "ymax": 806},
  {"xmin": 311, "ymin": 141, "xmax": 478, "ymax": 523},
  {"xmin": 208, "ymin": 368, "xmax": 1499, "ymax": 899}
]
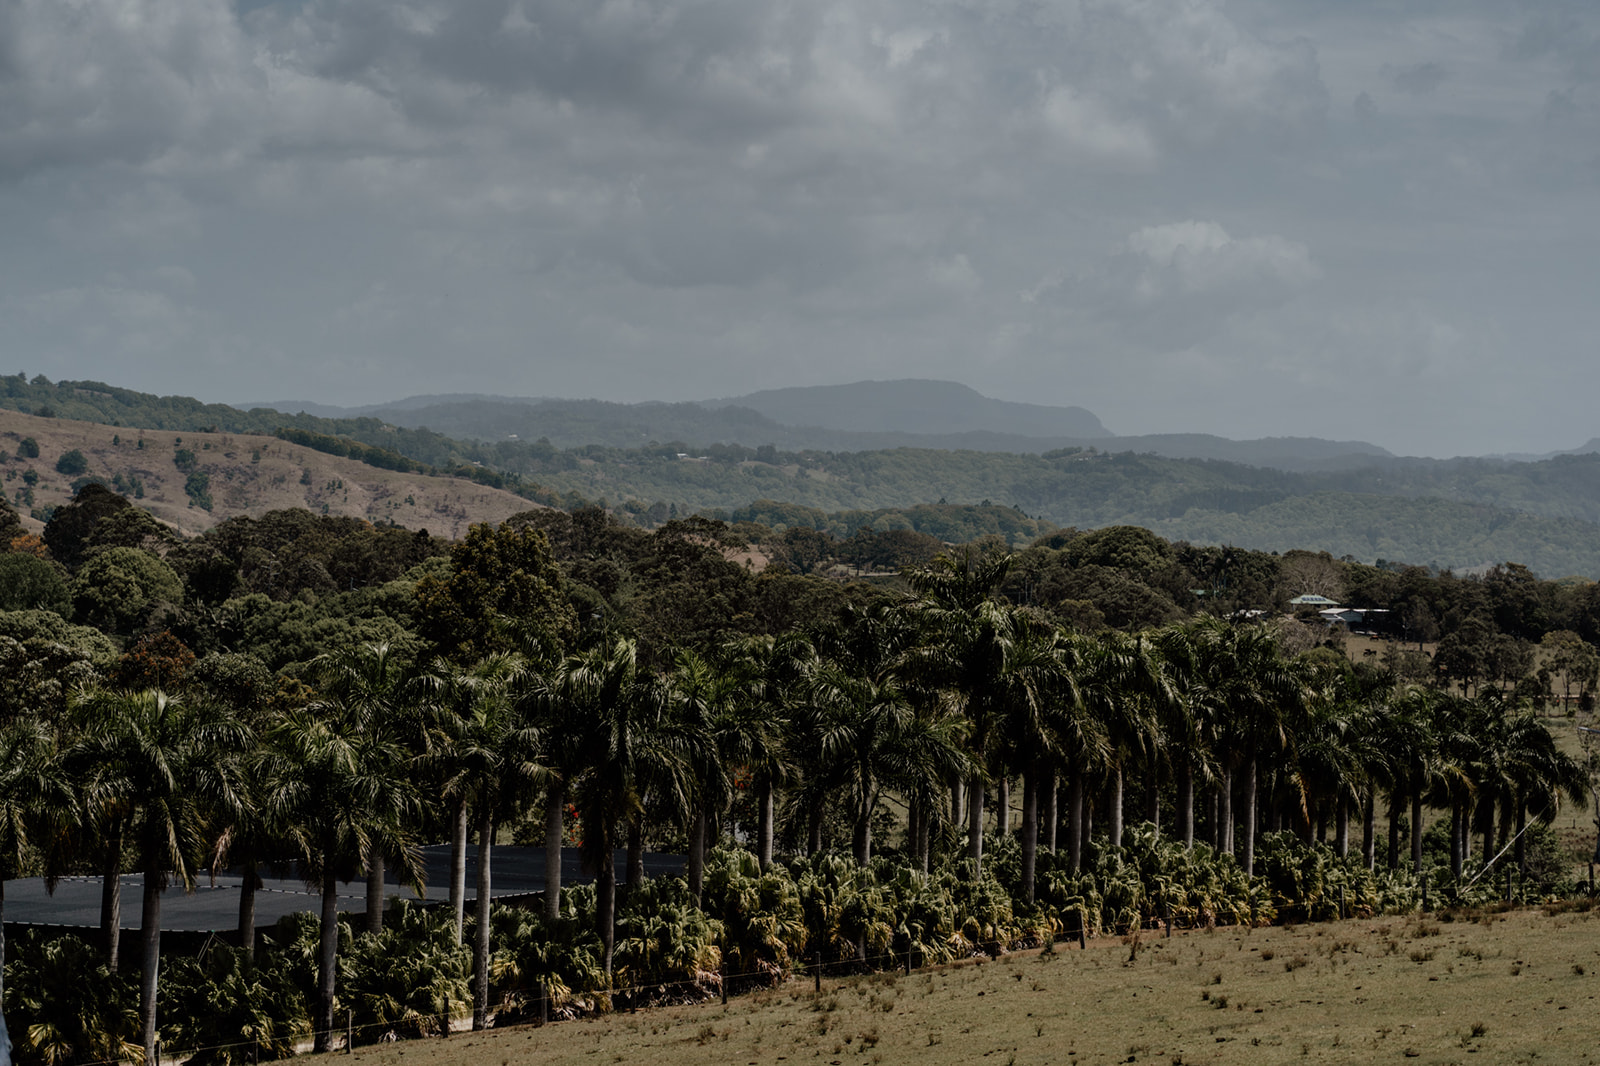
[{"xmin": 0, "ymin": 487, "xmax": 1597, "ymax": 1063}]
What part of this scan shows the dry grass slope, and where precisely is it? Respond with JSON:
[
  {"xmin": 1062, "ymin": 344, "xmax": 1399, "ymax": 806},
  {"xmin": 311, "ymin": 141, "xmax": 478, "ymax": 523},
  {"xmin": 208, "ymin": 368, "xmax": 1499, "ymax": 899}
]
[
  {"xmin": 342, "ymin": 906, "xmax": 1600, "ymax": 1066},
  {"xmin": 0, "ymin": 410, "xmax": 539, "ymax": 539}
]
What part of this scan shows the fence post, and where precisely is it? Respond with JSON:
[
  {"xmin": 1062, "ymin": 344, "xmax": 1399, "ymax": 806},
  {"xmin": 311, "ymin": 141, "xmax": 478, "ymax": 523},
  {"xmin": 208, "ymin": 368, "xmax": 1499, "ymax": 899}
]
[
  {"xmin": 540, "ymin": 980, "xmax": 549, "ymax": 1025},
  {"xmin": 1421, "ymin": 869, "xmax": 1429, "ymax": 913},
  {"xmin": 813, "ymin": 950, "xmax": 822, "ymax": 994},
  {"xmin": 346, "ymin": 1009, "xmax": 354, "ymax": 1053},
  {"xmin": 1339, "ymin": 885, "xmax": 1346, "ymax": 920}
]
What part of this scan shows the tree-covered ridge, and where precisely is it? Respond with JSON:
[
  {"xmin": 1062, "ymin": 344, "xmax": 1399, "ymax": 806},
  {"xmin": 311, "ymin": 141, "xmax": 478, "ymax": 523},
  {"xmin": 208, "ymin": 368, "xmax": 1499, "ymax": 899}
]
[
  {"xmin": 1, "ymin": 486, "xmax": 1598, "ymax": 1061},
  {"xmin": 8, "ymin": 372, "xmax": 1600, "ymax": 575}
]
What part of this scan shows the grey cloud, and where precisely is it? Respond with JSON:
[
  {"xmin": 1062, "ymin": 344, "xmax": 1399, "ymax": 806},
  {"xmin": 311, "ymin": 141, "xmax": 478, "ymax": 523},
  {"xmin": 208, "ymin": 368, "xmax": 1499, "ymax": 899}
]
[
  {"xmin": 1048, "ymin": 220, "xmax": 1319, "ymax": 350},
  {"xmin": 1386, "ymin": 61, "xmax": 1448, "ymax": 96},
  {"xmin": 0, "ymin": 0, "xmax": 1596, "ymax": 457}
]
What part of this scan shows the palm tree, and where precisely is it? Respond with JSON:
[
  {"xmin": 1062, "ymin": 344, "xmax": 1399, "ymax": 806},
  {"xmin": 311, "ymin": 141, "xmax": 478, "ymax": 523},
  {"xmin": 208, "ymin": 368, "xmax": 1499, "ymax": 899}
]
[
  {"xmin": 308, "ymin": 642, "xmax": 431, "ymax": 936},
  {"xmin": 668, "ymin": 646, "xmax": 740, "ymax": 899},
  {"xmin": 1151, "ymin": 622, "xmax": 1221, "ymax": 851},
  {"xmin": 0, "ymin": 717, "xmax": 76, "ymax": 1059},
  {"xmin": 1082, "ymin": 631, "xmax": 1170, "ymax": 849},
  {"xmin": 265, "ymin": 703, "xmax": 424, "ymax": 1052},
  {"xmin": 562, "ymin": 636, "xmax": 690, "ymax": 977},
  {"xmin": 1381, "ymin": 686, "xmax": 1441, "ymax": 873},
  {"xmin": 724, "ymin": 632, "xmax": 816, "ymax": 871},
  {"xmin": 905, "ymin": 547, "xmax": 1021, "ymax": 877},
  {"xmin": 809, "ymin": 654, "xmax": 962, "ymax": 867},
  {"xmin": 70, "ymin": 688, "xmax": 250, "ymax": 1064},
  {"xmin": 208, "ymin": 739, "xmax": 279, "ymax": 966},
  {"xmin": 433, "ymin": 653, "xmax": 541, "ymax": 1030},
  {"xmin": 1175, "ymin": 619, "xmax": 1306, "ymax": 876},
  {"xmin": 992, "ymin": 623, "xmax": 1105, "ymax": 900}
]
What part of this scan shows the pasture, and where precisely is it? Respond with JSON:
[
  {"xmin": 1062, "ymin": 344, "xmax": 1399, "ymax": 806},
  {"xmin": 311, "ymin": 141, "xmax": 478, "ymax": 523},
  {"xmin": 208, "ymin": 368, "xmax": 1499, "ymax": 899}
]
[{"xmin": 345, "ymin": 904, "xmax": 1600, "ymax": 1066}]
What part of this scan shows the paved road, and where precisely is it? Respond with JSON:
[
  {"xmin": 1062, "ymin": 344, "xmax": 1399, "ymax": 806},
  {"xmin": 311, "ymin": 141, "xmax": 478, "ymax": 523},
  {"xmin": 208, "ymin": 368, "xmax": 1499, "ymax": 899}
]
[{"xmin": 4, "ymin": 845, "xmax": 685, "ymax": 933}]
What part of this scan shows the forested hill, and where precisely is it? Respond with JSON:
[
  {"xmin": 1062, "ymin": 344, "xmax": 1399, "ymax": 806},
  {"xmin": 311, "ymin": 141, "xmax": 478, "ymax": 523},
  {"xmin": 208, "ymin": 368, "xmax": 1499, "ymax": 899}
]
[{"xmin": 6, "ymin": 373, "xmax": 1600, "ymax": 576}]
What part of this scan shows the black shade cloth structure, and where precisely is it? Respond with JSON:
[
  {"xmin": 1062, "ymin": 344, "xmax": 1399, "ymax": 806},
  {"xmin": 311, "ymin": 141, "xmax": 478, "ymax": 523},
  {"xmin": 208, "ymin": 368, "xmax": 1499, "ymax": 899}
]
[{"xmin": 4, "ymin": 844, "xmax": 685, "ymax": 933}]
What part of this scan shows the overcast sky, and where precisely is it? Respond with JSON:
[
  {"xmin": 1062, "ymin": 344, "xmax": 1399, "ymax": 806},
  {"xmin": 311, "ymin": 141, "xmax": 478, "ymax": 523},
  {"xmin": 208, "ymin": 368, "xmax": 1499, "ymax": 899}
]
[{"xmin": 3, "ymin": 0, "xmax": 1597, "ymax": 457}]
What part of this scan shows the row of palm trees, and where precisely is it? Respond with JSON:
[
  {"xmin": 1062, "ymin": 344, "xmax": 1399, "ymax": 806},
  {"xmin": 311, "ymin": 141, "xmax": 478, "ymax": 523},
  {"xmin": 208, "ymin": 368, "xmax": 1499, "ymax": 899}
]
[{"xmin": 2, "ymin": 550, "xmax": 1591, "ymax": 1060}]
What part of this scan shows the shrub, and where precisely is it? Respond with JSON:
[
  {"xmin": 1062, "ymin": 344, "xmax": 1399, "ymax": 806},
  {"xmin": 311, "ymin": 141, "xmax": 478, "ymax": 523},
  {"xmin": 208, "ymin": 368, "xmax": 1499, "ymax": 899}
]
[{"xmin": 54, "ymin": 449, "xmax": 88, "ymax": 476}]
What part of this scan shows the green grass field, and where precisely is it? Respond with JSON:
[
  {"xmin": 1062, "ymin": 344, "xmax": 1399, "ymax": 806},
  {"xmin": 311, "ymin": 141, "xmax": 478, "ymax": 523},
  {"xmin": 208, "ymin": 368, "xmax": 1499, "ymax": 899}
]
[{"xmin": 344, "ymin": 904, "xmax": 1600, "ymax": 1066}]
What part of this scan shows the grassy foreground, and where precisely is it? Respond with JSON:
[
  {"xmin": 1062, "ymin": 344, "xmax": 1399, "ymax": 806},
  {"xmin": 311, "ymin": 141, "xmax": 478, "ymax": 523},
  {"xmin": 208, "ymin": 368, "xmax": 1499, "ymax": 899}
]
[{"xmin": 347, "ymin": 905, "xmax": 1600, "ymax": 1066}]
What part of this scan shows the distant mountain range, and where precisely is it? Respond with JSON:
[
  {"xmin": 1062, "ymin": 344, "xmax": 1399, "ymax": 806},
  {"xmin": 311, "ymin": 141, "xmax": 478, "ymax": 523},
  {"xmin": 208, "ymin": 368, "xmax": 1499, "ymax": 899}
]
[
  {"xmin": 11, "ymin": 373, "xmax": 1600, "ymax": 576},
  {"xmin": 251, "ymin": 379, "xmax": 1397, "ymax": 473}
]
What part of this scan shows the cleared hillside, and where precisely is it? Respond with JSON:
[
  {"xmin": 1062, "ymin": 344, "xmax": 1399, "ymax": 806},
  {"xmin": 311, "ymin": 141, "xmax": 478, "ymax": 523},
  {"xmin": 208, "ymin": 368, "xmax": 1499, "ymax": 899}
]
[{"xmin": 0, "ymin": 411, "xmax": 538, "ymax": 539}]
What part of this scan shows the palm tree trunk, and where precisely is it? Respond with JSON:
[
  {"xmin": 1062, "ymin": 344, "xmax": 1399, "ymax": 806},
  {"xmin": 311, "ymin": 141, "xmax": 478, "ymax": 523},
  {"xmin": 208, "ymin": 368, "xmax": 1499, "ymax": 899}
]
[
  {"xmin": 101, "ymin": 825, "xmax": 123, "ymax": 969},
  {"xmin": 238, "ymin": 862, "xmax": 260, "ymax": 966},
  {"xmin": 139, "ymin": 868, "xmax": 163, "ymax": 1065},
  {"xmin": 1411, "ymin": 791, "xmax": 1424, "ymax": 875},
  {"xmin": 1450, "ymin": 804, "xmax": 1463, "ymax": 880},
  {"xmin": 626, "ymin": 817, "xmax": 645, "ymax": 893},
  {"xmin": 950, "ymin": 775, "xmax": 964, "ymax": 831},
  {"xmin": 1146, "ymin": 769, "xmax": 1161, "ymax": 835},
  {"xmin": 1044, "ymin": 771, "xmax": 1058, "ymax": 853},
  {"xmin": 1179, "ymin": 763, "xmax": 1194, "ymax": 849},
  {"xmin": 1335, "ymin": 795, "xmax": 1350, "ymax": 858},
  {"xmin": 1108, "ymin": 767, "xmax": 1125, "ymax": 850},
  {"xmin": 450, "ymin": 799, "xmax": 469, "ymax": 945},
  {"xmin": 1242, "ymin": 757, "xmax": 1258, "ymax": 877},
  {"xmin": 1388, "ymin": 790, "xmax": 1402, "ymax": 869},
  {"xmin": 365, "ymin": 846, "xmax": 385, "ymax": 935},
  {"xmin": 544, "ymin": 787, "xmax": 563, "ymax": 921},
  {"xmin": 688, "ymin": 808, "xmax": 706, "ymax": 903},
  {"xmin": 1362, "ymin": 789, "xmax": 1377, "ymax": 871},
  {"xmin": 967, "ymin": 773, "xmax": 985, "ymax": 876},
  {"xmin": 1220, "ymin": 766, "xmax": 1235, "ymax": 856},
  {"xmin": 853, "ymin": 781, "xmax": 873, "ymax": 866},
  {"xmin": 314, "ymin": 873, "xmax": 340, "ymax": 1053},
  {"xmin": 472, "ymin": 808, "xmax": 494, "ymax": 1031},
  {"xmin": 808, "ymin": 801, "xmax": 823, "ymax": 856},
  {"xmin": 1, "ymin": 877, "xmax": 8, "ymax": 1060},
  {"xmin": 1067, "ymin": 771, "xmax": 1084, "ymax": 873},
  {"xmin": 1020, "ymin": 764, "xmax": 1038, "ymax": 903},
  {"xmin": 757, "ymin": 777, "xmax": 775, "ymax": 871},
  {"xmin": 1479, "ymin": 798, "xmax": 1493, "ymax": 867},
  {"xmin": 995, "ymin": 775, "xmax": 1010, "ymax": 837},
  {"xmin": 921, "ymin": 797, "xmax": 934, "ymax": 870},
  {"xmin": 1515, "ymin": 798, "xmax": 1528, "ymax": 874},
  {"xmin": 599, "ymin": 849, "xmax": 617, "ymax": 978}
]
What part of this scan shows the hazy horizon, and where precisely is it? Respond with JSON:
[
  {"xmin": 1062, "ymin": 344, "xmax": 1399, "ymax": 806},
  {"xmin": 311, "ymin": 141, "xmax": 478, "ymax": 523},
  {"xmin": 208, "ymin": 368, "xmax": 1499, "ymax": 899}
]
[{"xmin": 5, "ymin": 0, "xmax": 1597, "ymax": 459}]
